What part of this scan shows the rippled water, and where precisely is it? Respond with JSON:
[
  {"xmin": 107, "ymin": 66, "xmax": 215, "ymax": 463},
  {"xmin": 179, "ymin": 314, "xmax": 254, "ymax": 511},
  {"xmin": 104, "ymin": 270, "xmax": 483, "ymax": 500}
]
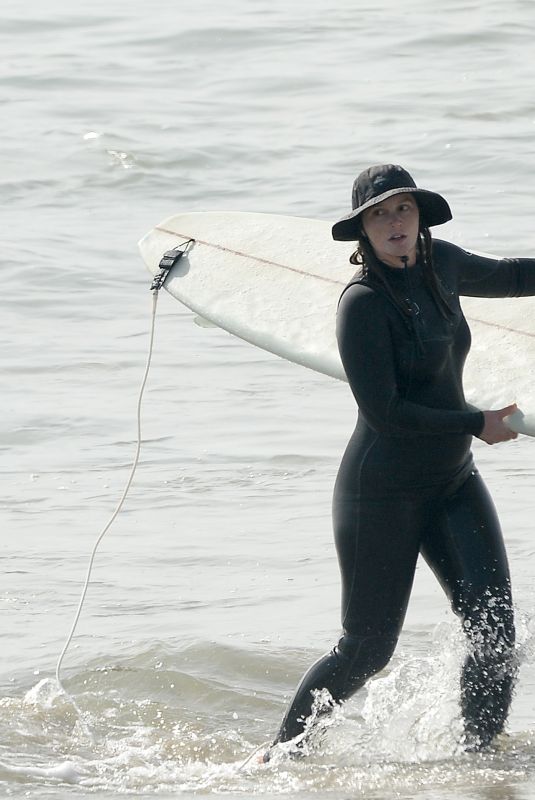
[{"xmin": 3, "ymin": 0, "xmax": 535, "ymax": 797}]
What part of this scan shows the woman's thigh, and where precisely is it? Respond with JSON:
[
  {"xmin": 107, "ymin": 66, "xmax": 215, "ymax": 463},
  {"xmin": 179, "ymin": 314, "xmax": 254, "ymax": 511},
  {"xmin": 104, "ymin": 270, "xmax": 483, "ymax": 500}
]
[
  {"xmin": 333, "ymin": 490, "xmax": 431, "ymax": 638},
  {"xmin": 420, "ymin": 471, "xmax": 513, "ymax": 631}
]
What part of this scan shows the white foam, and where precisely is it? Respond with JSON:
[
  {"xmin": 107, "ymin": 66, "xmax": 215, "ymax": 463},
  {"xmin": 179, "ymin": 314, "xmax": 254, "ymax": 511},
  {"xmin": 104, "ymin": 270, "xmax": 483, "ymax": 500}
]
[{"xmin": 0, "ymin": 759, "xmax": 81, "ymax": 784}]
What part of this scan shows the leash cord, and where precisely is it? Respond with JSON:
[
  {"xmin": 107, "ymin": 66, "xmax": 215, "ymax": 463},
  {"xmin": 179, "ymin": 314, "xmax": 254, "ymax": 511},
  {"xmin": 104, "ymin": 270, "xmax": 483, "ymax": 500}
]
[
  {"xmin": 55, "ymin": 291, "xmax": 159, "ymax": 694},
  {"xmin": 53, "ymin": 240, "xmax": 191, "ymax": 739}
]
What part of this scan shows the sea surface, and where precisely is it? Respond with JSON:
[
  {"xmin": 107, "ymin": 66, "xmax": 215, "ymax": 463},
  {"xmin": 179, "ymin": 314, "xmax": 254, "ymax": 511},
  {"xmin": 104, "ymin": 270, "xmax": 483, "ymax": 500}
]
[{"xmin": 3, "ymin": 1, "xmax": 535, "ymax": 797}]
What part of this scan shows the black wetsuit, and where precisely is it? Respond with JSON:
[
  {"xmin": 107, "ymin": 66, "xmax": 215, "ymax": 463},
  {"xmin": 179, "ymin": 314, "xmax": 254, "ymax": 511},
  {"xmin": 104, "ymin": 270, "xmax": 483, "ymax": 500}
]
[{"xmin": 274, "ymin": 239, "xmax": 535, "ymax": 750}]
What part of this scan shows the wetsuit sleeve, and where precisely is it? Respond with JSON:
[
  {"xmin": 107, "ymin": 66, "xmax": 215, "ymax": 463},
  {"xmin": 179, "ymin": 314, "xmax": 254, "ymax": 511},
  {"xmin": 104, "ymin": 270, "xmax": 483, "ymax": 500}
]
[
  {"xmin": 451, "ymin": 245, "xmax": 535, "ymax": 297},
  {"xmin": 337, "ymin": 286, "xmax": 485, "ymax": 437}
]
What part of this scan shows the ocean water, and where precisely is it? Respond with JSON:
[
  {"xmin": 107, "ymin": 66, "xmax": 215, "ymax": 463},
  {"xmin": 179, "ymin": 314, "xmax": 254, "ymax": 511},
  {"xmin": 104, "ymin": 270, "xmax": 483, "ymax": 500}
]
[{"xmin": 3, "ymin": 0, "xmax": 535, "ymax": 797}]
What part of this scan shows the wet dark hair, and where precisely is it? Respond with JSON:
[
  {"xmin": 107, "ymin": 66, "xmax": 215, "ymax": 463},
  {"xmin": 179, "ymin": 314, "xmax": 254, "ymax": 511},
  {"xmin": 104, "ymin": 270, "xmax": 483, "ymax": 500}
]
[{"xmin": 349, "ymin": 225, "xmax": 453, "ymax": 321}]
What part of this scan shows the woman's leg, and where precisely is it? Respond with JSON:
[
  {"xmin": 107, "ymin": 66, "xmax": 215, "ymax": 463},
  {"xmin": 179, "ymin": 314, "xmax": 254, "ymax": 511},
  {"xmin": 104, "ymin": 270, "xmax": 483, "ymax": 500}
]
[
  {"xmin": 273, "ymin": 492, "xmax": 428, "ymax": 745},
  {"xmin": 420, "ymin": 471, "xmax": 517, "ymax": 749}
]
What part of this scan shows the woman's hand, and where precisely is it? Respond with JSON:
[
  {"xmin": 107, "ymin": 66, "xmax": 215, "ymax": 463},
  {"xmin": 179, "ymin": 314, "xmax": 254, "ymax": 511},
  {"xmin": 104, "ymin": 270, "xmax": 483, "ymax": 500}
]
[{"xmin": 479, "ymin": 404, "xmax": 519, "ymax": 445}]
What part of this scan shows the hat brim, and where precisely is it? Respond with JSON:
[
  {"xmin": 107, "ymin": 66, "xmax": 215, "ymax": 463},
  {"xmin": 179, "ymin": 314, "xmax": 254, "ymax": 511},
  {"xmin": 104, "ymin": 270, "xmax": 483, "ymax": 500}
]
[{"xmin": 331, "ymin": 187, "xmax": 452, "ymax": 241}]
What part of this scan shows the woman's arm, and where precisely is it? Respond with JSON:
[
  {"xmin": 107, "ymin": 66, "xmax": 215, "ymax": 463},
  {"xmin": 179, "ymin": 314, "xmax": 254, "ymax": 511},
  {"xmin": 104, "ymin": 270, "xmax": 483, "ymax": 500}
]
[
  {"xmin": 445, "ymin": 242, "xmax": 535, "ymax": 297},
  {"xmin": 336, "ymin": 285, "xmax": 484, "ymax": 436}
]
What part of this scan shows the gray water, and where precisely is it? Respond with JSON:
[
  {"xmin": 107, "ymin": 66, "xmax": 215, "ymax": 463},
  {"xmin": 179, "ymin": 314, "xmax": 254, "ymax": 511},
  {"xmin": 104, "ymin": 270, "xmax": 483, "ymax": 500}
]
[{"xmin": 3, "ymin": 1, "xmax": 535, "ymax": 797}]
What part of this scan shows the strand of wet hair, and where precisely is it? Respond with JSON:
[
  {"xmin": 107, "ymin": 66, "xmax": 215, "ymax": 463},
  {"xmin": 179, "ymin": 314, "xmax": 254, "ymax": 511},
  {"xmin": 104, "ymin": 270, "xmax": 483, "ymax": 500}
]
[{"xmin": 418, "ymin": 228, "xmax": 455, "ymax": 319}]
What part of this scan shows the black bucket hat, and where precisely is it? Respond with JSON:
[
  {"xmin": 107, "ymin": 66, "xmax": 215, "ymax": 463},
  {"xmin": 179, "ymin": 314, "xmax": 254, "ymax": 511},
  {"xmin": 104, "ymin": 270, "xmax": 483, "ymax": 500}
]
[{"xmin": 332, "ymin": 164, "xmax": 452, "ymax": 241}]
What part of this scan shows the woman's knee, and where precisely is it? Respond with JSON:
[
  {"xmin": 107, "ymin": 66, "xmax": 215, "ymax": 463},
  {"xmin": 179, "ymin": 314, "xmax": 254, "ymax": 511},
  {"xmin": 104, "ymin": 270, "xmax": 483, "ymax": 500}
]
[
  {"xmin": 335, "ymin": 631, "xmax": 398, "ymax": 688},
  {"xmin": 457, "ymin": 588, "xmax": 518, "ymax": 702},
  {"xmin": 456, "ymin": 586, "xmax": 515, "ymax": 649}
]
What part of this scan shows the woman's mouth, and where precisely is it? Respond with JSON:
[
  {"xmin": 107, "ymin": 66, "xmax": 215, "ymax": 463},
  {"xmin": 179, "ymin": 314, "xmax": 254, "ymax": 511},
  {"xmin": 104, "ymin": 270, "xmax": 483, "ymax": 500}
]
[{"xmin": 389, "ymin": 233, "xmax": 406, "ymax": 242}]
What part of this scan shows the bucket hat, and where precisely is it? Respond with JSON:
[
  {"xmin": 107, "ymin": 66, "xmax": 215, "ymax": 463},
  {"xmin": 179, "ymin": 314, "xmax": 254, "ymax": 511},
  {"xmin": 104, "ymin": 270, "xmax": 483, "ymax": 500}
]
[{"xmin": 332, "ymin": 164, "xmax": 452, "ymax": 241}]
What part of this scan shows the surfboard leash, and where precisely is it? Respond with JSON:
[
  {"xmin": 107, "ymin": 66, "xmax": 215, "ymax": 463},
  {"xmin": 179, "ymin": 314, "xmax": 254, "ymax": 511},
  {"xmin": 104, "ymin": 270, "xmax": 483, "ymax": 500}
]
[{"xmin": 54, "ymin": 238, "xmax": 195, "ymax": 735}]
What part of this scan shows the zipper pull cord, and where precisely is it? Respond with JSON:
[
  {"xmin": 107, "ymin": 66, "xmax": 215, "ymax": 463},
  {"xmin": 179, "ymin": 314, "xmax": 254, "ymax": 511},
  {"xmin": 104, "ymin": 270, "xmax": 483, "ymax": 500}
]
[{"xmin": 401, "ymin": 256, "xmax": 425, "ymax": 356}]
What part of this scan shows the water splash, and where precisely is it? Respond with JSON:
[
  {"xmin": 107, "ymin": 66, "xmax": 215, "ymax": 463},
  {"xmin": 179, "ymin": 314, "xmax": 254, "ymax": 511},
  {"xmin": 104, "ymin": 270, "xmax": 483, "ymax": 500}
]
[{"xmin": 2, "ymin": 636, "xmax": 535, "ymax": 795}]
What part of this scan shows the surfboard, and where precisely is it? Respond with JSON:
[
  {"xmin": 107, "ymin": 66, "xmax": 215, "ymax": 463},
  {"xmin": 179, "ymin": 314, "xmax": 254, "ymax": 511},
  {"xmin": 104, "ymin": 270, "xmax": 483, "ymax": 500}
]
[{"xmin": 138, "ymin": 211, "xmax": 535, "ymax": 437}]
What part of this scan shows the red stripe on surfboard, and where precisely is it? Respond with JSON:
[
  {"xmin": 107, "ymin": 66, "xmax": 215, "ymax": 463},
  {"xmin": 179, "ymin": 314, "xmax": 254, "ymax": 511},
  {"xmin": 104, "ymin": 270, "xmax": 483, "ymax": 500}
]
[
  {"xmin": 155, "ymin": 226, "xmax": 535, "ymax": 339},
  {"xmin": 155, "ymin": 226, "xmax": 347, "ymax": 286},
  {"xmin": 467, "ymin": 317, "xmax": 535, "ymax": 339}
]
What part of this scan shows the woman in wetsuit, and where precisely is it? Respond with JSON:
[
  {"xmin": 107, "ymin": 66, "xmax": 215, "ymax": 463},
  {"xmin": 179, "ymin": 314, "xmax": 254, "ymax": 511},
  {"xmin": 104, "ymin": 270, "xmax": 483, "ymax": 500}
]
[{"xmin": 268, "ymin": 164, "xmax": 535, "ymax": 755}]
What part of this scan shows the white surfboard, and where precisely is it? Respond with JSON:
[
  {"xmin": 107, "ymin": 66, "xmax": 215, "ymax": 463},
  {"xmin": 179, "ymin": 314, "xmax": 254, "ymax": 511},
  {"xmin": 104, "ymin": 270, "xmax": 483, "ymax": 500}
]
[{"xmin": 138, "ymin": 211, "xmax": 535, "ymax": 437}]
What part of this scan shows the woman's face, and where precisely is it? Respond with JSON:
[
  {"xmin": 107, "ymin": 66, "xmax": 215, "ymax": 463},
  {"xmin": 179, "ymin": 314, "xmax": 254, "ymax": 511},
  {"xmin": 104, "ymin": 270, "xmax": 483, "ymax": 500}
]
[{"xmin": 361, "ymin": 192, "xmax": 420, "ymax": 268}]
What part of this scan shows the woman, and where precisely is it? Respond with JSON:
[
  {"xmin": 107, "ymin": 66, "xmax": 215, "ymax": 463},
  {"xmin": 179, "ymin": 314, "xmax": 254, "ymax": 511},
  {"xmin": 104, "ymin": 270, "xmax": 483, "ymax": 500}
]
[{"xmin": 267, "ymin": 164, "xmax": 535, "ymax": 756}]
